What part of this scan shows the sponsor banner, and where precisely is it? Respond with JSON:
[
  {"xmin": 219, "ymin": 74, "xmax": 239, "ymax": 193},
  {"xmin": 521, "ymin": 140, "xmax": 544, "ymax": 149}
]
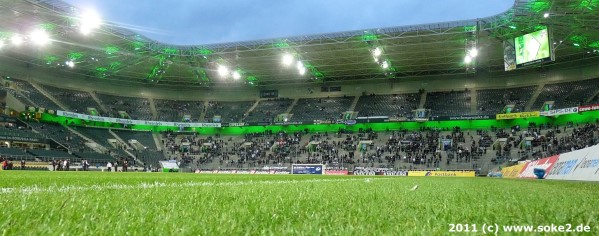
[
  {"xmin": 195, "ymin": 169, "xmax": 290, "ymax": 174},
  {"xmin": 496, "ymin": 111, "xmax": 540, "ymax": 120},
  {"xmin": 350, "ymin": 169, "xmax": 408, "ymax": 176},
  {"xmin": 273, "ymin": 121, "xmax": 303, "ymax": 125},
  {"xmin": 501, "ymin": 163, "xmax": 526, "ymax": 178},
  {"xmin": 57, "ymin": 110, "xmax": 221, "ymax": 128},
  {"xmin": 382, "ymin": 170, "xmax": 409, "ymax": 176},
  {"xmin": 408, "ymin": 170, "xmax": 476, "ymax": 177},
  {"xmin": 429, "ymin": 115, "xmax": 493, "ymax": 121},
  {"xmin": 0, "ymin": 135, "xmax": 45, "ymax": 143},
  {"xmin": 518, "ymin": 155, "xmax": 559, "ymax": 178},
  {"xmin": 547, "ymin": 145, "xmax": 599, "ymax": 181},
  {"xmin": 578, "ymin": 104, "xmax": 599, "ymax": 112},
  {"xmin": 541, "ymin": 107, "xmax": 579, "ymax": 117},
  {"xmin": 325, "ymin": 170, "xmax": 349, "ymax": 175},
  {"xmin": 292, "ymin": 164, "xmax": 324, "ymax": 175}
]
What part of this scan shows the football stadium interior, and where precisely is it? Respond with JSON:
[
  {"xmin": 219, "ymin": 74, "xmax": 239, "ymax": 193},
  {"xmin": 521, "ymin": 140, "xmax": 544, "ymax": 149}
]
[{"xmin": 1, "ymin": 0, "xmax": 599, "ymax": 235}]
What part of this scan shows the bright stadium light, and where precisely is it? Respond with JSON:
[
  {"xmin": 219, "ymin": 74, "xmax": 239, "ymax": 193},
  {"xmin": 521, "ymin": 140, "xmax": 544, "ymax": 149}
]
[
  {"xmin": 299, "ymin": 67, "xmax": 306, "ymax": 75},
  {"xmin": 65, "ymin": 60, "xmax": 75, "ymax": 68},
  {"xmin": 79, "ymin": 10, "xmax": 102, "ymax": 35},
  {"xmin": 217, "ymin": 65, "xmax": 229, "ymax": 77},
  {"xmin": 373, "ymin": 47, "xmax": 382, "ymax": 57},
  {"xmin": 296, "ymin": 61, "xmax": 304, "ymax": 70},
  {"xmin": 464, "ymin": 55, "xmax": 473, "ymax": 64},
  {"xmin": 282, "ymin": 53, "xmax": 294, "ymax": 66},
  {"xmin": 30, "ymin": 29, "xmax": 51, "ymax": 46},
  {"xmin": 468, "ymin": 48, "xmax": 478, "ymax": 58},
  {"xmin": 232, "ymin": 71, "xmax": 241, "ymax": 80},
  {"xmin": 543, "ymin": 12, "xmax": 550, "ymax": 18},
  {"xmin": 381, "ymin": 60, "xmax": 389, "ymax": 69},
  {"xmin": 11, "ymin": 35, "xmax": 23, "ymax": 46}
]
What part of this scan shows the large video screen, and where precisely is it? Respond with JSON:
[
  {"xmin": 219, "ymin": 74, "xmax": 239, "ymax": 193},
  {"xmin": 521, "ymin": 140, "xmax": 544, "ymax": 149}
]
[
  {"xmin": 504, "ymin": 28, "xmax": 553, "ymax": 71},
  {"xmin": 515, "ymin": 29, "xmax": 550, "ymax": 64}
]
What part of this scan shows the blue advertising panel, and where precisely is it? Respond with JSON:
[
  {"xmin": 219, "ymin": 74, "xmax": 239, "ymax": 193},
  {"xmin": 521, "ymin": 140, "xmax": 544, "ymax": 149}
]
[{"xmin": 292, "ymin": 164, "xmax": 324, "ymax": 175}]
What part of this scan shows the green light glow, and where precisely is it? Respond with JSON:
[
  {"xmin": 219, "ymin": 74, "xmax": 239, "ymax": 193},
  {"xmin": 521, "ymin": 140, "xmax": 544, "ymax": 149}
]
[
  {"xmin": 68, "ymin": 52, "xmax": 83, "ymax": 60},
  {"xmin": 569, "ymin": 35, "xmax": 588, "ymax": 47},
  {"xmin": 362, "ymin": 32, "xmax": 378, "ymax": 42},
  {"xmin": 104, "ymin": 46, "xmax": 119, "ymax": 55},
  {"xmin": 197, "ymin": 49, "xmax": 213, "ymax": 55},
  {"xmin": 131, "ymin": 41, "xmax": 144, "ymax": 50},
  {"xmin": 528, "ymin": 0, "xmax": 550, "ymax": 12},
  {"xmin": 109, "ymin": 62, "xmax": 121, "ymax": 70},
  {"xmin": 39, "ymin": 23, "xmax": 56, "ymax": 31},
  {"xmin": 589, "ymin": 41, "xmax": 599, "ymax": 49},
  {"xmin": 464, "ymin": 26, "xmax": 477, "ymax": 32},
  {"xmin": 273, "ymin": 42, "xmax": 290, "ymax": 48},
  {"xmin": 44, "ymin": 55, "xmax": 58, "ymax": 65},
  {"xmin": 163, "ymin": 48, "xmax": 178, "ymax": 54}
]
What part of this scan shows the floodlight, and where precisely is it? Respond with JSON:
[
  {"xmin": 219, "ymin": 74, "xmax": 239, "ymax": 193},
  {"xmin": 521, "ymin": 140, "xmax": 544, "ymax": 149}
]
[
  {"xmin": 30, "ymin": 29, "xmax": 50, "ymax": 46},
  {"xmin": 11, "ymin": 35, "xmax": 23, "ymax": 46},
  {"xmin": 373, "ymin": 47, "xmax": 382, "ymax": 57},
  {"xmin": 79, "ymin": 10, "xmax": 102, "ymax": 35},
  {"xmin": 299, "ymin": 67, "xmax": 306, "ymax": 75},
  {"xmin": 296, "ymin": 61, "xmax": 304, "ymax": 71},
  {"xmin": 381, "ymin": 60, "xmax": 389, "ymax": 69},
  {"xmin": 468, "ymin": 48, "xmax": 478, "ymax": 58},
  {"xmin": 543, "ymin": 13, "xmax": 549, "ymax": 18},
  {"xmin": 232, "ymin": 71, "xmax": 241, "ymax": 80},
  {"xmin": 464, "ymin": 55, "xmax": 472, "ymax": 64},
  {"xmin": 217, "ymin": 65, "xmax": 228, "ymax": 77},
  {"xmin": 282, "ymin": 53, "xmax": 293, "ymax": 66},
  {"xmin": 65, "ymin": 61, "xmax": 75, "ymax": 68}
]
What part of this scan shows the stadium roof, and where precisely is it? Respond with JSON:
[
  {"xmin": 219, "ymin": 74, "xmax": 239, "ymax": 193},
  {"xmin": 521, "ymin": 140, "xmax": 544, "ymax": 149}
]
[{"xmin": 0, "ymin": 0, "xmax": 598, "ymax": 87}]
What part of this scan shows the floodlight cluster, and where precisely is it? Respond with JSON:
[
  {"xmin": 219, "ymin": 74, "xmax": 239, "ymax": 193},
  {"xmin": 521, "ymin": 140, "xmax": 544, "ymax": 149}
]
[
  {"xmin": 371, "ymin": 47, "xmax": 391, "ymax": 70},
  {"xmin": 464, "ymin": 48, "xmax": 478, "ymax": 64},
  {"xmin": 281, "ymin": 53, "xmax": 307, "ymax": 76},
  {"xmin": 216, "ymin": 65, "xmax": 242, "ymax": 80}
]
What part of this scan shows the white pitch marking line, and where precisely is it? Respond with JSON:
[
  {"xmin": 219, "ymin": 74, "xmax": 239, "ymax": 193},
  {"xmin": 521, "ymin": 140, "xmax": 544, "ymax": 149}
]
[{"xmin": 0, "ymin": 178, "xmax": 396, "ymax": 194}]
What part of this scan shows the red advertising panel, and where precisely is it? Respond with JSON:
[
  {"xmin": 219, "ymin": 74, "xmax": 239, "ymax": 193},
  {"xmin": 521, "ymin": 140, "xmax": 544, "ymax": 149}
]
[
  {"xmin": 578, "ymin": 104, "xmax": 599, "ymax": 112},
  {"xmin": 518, "ymin": 155, "xmax": 559, "ymax": 178},
  {"xmin": 325, "ymin": 170, "xmax": 349, "ymax": 175}
]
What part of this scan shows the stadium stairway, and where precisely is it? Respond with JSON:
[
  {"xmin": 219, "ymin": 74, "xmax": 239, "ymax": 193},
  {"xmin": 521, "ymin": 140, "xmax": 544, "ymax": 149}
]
[
  {"xmin": 244, "ymin": 100, "xmax": 261, "ymax": 117},
  {"xmin": 108, "ymin": 129, "xmax": 145, "ymax": 166},
  {"xmin": 148, "ymin": 98, "xmax": 158, "ymax": 120},
  {"xmin": 200, "ymin": 101, "xmax": 209, "ymax": 120},
  {"xmin": 152, "ymin": 133, "xmax": 163, "ymax": 152},
  {"xmin": 470, "ymin": 88, "xmax": 478, "ymax": 114},
  {"xmin": 89, "ymin": 92, "xmax": 109, "ymax": 114},
  {"xmin": 525, "ymin": 84, "xmax": 545, "ymax": 111},
  {"xmin": 418, "ymin": 91, "xmax": 427, "ymax": 109},
  {"xmin": 6, "ymin": 81, "xmax": 38, "ymax": 107},
  {"xmin": 587, "ymin": 89, "xmax": 599, "ymax": 103},
  {"xmin": 349, "ymin": 96, "xmax": 360, "ymax": 111},
  {"xmin": 285, "ymin": 98, "xmax": 299, "ymax": 114},
  {"xmin": 64, "ymin": 125, "xmax": 108, "ymax": 154},
  {"xmin": 29, "ymin": 82, "xmax": 69, "ymax": 111}
]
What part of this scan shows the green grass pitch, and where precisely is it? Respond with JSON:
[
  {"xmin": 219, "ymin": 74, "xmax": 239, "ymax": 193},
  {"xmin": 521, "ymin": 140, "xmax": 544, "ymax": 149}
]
[{"xmin": 0, "ymin": 171, "xmax": 598, "ymax": 235}]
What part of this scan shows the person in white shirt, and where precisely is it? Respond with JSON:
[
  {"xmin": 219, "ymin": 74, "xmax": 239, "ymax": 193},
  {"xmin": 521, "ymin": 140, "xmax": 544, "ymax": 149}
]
[{"xmin": 106, "ymin": 162, "xmax": 112, "ymax": 172}]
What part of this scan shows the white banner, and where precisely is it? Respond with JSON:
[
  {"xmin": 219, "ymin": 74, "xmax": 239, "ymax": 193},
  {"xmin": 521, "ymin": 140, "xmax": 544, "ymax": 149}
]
[
  {"xmin": 541, "ymin": 107, "xmax": 579, "ymax": 117},
  {"xmin": 547, "ymin": 145, "xmax": 599, "ymax": 181},
  {"xmin": 57, "ymin": 110, "xmax": 221, "ymax": 128}
]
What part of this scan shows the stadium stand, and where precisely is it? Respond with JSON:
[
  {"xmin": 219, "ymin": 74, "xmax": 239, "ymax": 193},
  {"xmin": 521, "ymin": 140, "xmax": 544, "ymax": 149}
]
[
  {"xmin": 38, "ymin": 84, "xmax": 101, "ymax": 115},
  {"xmin": 70, "ymin": 126, "xmax": 129, "ymax": 157},
  {"xmin": 11, "ymin": 80, "xmax": 60, "ymax": 110},
  {"xmin": 0, "ymin": 147, "xmax": 35, "ymax": 160},
  {"xmin": 290, "ymin": 96, "xmax": 354, "ymax": 122},
  {"xmin": 476, "ymin": 86, "xmax": 535, "ymax": 114},
  {"xmin": 354, "ymin": 93, "xmax": 420, "ymax": 118},
  {"xmin": 425, "ymin": 90, "xmax": 471, "ymax": 116},
  {"xmin": 0, "ymin": 125, "xmax": 44, "ymax": 140},
  {"xmin": 25, "ymin": 122, "xmax": 90, "ymax": 152},
  {"xmin": 531, "ymin": 78, "xmax": 599, "ymax": 110},
  {"xmin": 27, "ymin": 149, "xmax": 76, "ymax": 160},
  {"xmin": 245, "ymin": 98, "xmax": 293, "ymax": 122},
  {"xmin": 204, "ymin": 101, "xmax": 254, "ymax": 123},
  {"xmin": 153, "ymin": 99, "xmax": 204, "ymax": 122},
  {"xmin": 96, "ymin": 93, "xmax": 152, "ymax": 120}
]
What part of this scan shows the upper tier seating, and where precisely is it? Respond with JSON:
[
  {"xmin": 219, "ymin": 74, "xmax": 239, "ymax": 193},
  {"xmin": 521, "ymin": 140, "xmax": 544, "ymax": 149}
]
[
  {"xmin": 96, "ymin": 94, "xmax": 152, "ymax": 120},
  {"xmin": 154, "ymin": 99, "xmax": 204, "ymax": 122},
  {"xmin": 425, "ymin": 91, "xmax": 471, "ymax": 116},
  {"xmin": 290, "ymin": 97, "xmax": 354, "ymax": 122},
  {"xmin": 354, "ymin": 94, "xmax": 420, "ymax": 118},
  {"xmin": 39, "ymin": 85, "xmax": 100, "ymax": 114},
  {"xmin": 12, "ymin": 80, "xmax": 60, "ymax": 110},
  {"xmin": 204, "ymin": 101, "xmax": 254, "ymax": 123},
  {"xmin": 245, "ymin": 98, "xmax": 293, "ymax": 123},
  {"xmin": 476, "ymin": 86, "xmax": 535, "ymax": 114},
  {"xmin": 532, "ymin": 78, "xmax": 599, "ymax": 110}
]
